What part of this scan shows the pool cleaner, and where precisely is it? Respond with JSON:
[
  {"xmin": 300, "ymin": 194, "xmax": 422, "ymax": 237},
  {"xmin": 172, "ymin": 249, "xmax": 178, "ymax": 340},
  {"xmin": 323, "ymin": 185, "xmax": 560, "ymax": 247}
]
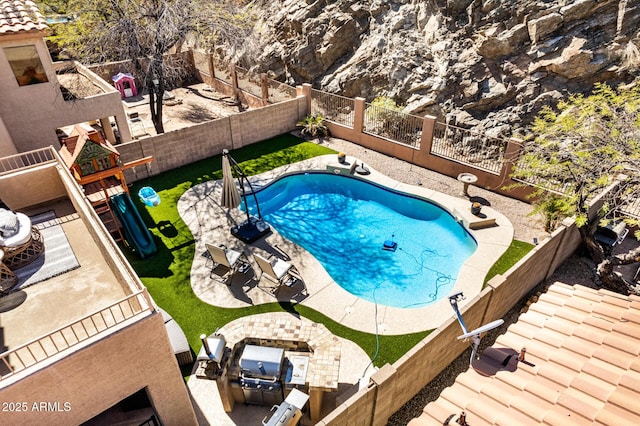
[{"xmin": 383, "ymin": 234, "xmax": 397, "ymax": 252}]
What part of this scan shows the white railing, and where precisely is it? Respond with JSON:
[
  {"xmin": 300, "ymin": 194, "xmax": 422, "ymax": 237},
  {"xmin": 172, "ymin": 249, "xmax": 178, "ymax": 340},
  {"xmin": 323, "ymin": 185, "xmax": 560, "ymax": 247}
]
[
  {"xmin": 0, "ymin": 147, "xmax": 56, "ymax": 175},
  {"xmin": 0, "ymin": 290, "xmax": 154, "ymax": 381}
]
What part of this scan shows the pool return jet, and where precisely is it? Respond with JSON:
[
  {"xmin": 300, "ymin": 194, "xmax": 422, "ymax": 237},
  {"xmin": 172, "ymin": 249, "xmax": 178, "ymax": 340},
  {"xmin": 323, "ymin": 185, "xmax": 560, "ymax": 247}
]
[{"xmin": 448, "ymin": 291, "xmax": 504, "ymax": 367}]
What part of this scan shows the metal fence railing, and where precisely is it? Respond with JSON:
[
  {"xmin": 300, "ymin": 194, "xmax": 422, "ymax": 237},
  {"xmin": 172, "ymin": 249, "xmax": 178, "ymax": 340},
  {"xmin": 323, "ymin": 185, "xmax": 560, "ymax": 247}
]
[
  {"xmin": 0, "ymin": 147, "xmax": 56, "ymax": 175},
  {"xmin": 311, "ymin": 89, "xmax": 355, "ymax": 128},
  {"xmin": 192, "ymin": 50, "xmax": 210, "ymax": 76},
  {"xmin": 0, "ymin": 291, "xmax": 152, "ymax": 380},
  {"xmin": 235, "ymin": 65, "xmax": 262, "ymax": 98},
  {"xmin": 432, "ymin": 122, "xmax": 508, "ymax": 173},
  {"xmin": 267, "ymin": 78, "xmax": 296, "ymax": 103},
  {"xmin": 363, "ymin": 103, "xmax": 423, "ymax": 148}
]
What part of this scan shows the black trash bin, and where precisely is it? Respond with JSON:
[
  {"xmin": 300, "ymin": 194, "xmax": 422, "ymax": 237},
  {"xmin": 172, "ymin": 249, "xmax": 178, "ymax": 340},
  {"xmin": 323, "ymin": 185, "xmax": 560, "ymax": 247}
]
[{"xmin": 594, "ymin": 220, "xmax": 628, "ymax": 255}]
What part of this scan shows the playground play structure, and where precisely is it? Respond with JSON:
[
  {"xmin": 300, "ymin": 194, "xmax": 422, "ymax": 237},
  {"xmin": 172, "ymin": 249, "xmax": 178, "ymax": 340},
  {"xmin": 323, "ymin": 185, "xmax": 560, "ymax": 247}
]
[{"xmin": 58, "ymin": 123, "xmax": 157, "ymax": 258}]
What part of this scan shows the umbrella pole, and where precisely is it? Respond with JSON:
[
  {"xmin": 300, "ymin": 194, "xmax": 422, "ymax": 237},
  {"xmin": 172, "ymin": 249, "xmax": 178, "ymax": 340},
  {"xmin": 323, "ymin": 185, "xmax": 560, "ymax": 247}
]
[{"xmin": 222, "ymin": 150, "xmax": 271, "ymax": 243}]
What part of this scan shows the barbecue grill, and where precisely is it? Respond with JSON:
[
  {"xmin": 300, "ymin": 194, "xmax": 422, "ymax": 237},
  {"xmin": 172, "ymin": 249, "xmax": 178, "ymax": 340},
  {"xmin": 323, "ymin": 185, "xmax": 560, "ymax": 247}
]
[{"xmin": 239, "ymin": 345, "xmax": 285, "ymax": 405}]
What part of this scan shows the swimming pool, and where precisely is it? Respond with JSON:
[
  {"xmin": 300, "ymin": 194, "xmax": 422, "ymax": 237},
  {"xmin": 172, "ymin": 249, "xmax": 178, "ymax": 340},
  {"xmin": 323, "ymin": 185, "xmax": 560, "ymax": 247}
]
[{"xmin": 245, "ymin": 172, "xmax": 477, "ymax": 308}]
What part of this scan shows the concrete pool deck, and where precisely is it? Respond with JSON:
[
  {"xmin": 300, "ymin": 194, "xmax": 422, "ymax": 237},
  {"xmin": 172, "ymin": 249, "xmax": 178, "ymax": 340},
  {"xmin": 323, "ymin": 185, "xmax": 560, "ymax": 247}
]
[{"xmin": 178, "ymin": 153, "xmax": 514, "ymax": 334}]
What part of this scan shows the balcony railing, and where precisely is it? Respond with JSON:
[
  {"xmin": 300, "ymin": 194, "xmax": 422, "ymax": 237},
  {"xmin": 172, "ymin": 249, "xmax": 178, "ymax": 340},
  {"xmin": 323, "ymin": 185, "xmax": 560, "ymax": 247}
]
[
  {"xmin": 0, "ymin": 290, "xmax": 154, "ymax": 381},
  {"xmin": 0, "ymin": 147, "xmax": 57, "ymax": 175}
]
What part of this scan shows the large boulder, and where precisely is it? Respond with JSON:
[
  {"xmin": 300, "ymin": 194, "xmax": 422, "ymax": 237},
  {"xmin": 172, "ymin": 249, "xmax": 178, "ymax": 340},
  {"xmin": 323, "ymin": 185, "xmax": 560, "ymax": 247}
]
[{"xmin": 248, "ymin": 0, "xmax": 639, "ymax": 135}]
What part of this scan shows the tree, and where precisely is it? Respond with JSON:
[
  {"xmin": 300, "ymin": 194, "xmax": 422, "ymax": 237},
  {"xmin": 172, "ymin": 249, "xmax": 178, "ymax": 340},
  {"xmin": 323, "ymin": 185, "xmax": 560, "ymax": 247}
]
[
  {"xmin": 53, "ymin": 0, "xmax": 257, "ymax": 134},
  {"xmin": 511, "ymin": 82, "xmax": 640, "ymax": 295}
]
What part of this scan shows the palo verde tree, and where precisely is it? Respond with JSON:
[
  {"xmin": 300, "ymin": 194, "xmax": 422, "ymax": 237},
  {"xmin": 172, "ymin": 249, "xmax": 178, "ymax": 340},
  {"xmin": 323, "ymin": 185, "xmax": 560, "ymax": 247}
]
[
  {"xmin": 511, "ymin": 82, "xmax": 640, "ymax": 295},
  {"xmin": 54, "ymin": 0, "xmax": 257, "ymax": 134}
]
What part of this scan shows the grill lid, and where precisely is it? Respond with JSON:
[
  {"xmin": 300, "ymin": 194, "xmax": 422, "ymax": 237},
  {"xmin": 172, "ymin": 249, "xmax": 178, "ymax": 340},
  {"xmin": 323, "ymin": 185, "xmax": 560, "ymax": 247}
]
[{"xmin": 240, "ymin": 345, "xmax": 285, "ymax": 378}]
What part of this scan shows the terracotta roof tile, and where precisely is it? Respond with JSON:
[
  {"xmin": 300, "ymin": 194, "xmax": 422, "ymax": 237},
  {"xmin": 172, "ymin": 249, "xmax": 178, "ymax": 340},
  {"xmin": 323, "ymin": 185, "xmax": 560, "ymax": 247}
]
[
  {"xmin": 603, "ymin": 332, "xmax": 640, "ymax": 355},
  {"xmin": 516, "ymin": 339, "xmax": 554, "ymax": 363},
  {"xmin": 440, "ymin": 382, "xmax": 477, "ymax": 408},
  {"xmin": 593, "ymin": 301, "xmax": 626, "ymax": 321},
  {"xmin": 416, "ymin": 398, "xmax": 462, "ymax": 424},
  {"xmin": 493, "ymin": 407, "xmax": 541, "ymax": 425},
  {"xmin": 569, "ymin": 373, "xmax": 616, "ymax": 402},
  {"xmin": 537, "ymin": 362, "xmax": 577, "ymax": 387},
  {"xmin": 413, "ymin": 284, "xmax": 640, "ymax": 426},
  {"xmin": 622, "ymin": 309, "xmax": 640, "ymax": 325},
  {"xmin": 612, "ymin": 321, "xmax": 639, "ymax": 338},
  {"xmin": 561, "ymin": 335, "xmax": 597, "ymax": 358},
  {"xmin": 618, "ymin": 370, "xmax": 640, "ymax": 391},
  {"xmin": 573, "ymin": 287, "xmax": 603, "ymax": 302},
  {"xmin": 479, "ymin": 377, "xmax": 518, "ymax": 406},
  {"xmin": 563, "ymin": 297, "xmax": 595, "ymax": 314},
  {"xmin": 523, "ymin": 377, "xmax": 565, "ymax": 404},
  {"xmin": 0, "ymin": 0, "xmax": 48, "ymax": 35},
  {"xmin": 602, "ymin": 293, "xmax": 632, "ymax": 308},
  {"xmin": 592, "ymin": 346, "xmax": 636, "ymax": 370},
  {"xmin": 542, "ymin": 405, "xmax": 593, "ymax": 426},
  {"xmin": 532, "ymin": 327, "xmax": 568, "ymax": 348},
  {"xmin": 509, "ymin": 321, "xmax": 540, "ymax": 340},
  {"xmin": 527, "ymin": 299, "xmax": 558, "ymax": 317},
  {"xmin": 509, "ymin": 393, "xmax": 554, "ymax": 422},
  {"xmin": 596, "ymin": 402, "xmax": 640, "ymax": 426},
  {"xmin": 543, "ymin": 316, "xmax": 576, "ymax": 336},
  {"xmin": 557, "ymin": 387, "xmax": 603, "ymax": 421},
  {"xmin": 608, "ymin": 386, "xmax": 640, "ymax": 414},
  {"xmin": 553, "ymin": 305, "xmax": 586, "ymax": 324},
  {"xmin": 571, "ymin": 322, "xmax": 609, "ymax": 344},
  {"xmin": 464, "ymin": 397, "xmax": 504, "ymax": 424},
  {"xmin": 582, "ymin": 314, "xmax": 615, "ymax": 331},
  {"xmin": 581, "ymin": 358, "xmax": 624, "ymax": 385}
]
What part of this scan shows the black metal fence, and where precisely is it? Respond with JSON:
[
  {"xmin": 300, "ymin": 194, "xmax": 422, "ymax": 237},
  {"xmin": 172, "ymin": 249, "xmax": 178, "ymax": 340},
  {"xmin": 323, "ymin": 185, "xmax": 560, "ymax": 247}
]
[
  {"xmin": 363, "ymin": 103, "xmax": 423, "ymax": 148},
  {"xmin": 311, "ymin": 89, "xmax": 355, "ymax": 128},
  {"xmin": 432, "ymin": 122, "xmax": 508, "ymax": 173}
]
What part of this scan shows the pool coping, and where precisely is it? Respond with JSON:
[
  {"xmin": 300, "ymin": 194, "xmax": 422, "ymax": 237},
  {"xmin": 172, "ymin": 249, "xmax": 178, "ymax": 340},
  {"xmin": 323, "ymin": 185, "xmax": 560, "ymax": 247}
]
[{"xmin": 178, "ymin": 154, "xmax": 513, "ymax": 335}]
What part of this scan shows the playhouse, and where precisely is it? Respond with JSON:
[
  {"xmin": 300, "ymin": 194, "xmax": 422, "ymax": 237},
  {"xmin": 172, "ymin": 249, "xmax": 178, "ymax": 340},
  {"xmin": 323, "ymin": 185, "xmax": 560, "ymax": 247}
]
[{"xmin": 112, "ymin": 72, "xmax": 137, "ymax": 99}]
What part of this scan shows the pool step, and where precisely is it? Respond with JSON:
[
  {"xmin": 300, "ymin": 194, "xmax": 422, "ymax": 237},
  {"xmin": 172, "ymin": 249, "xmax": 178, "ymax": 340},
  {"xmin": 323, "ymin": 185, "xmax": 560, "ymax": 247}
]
[{"xmin": 453, "ymin": 207, "xmax": 497, "ymax": 230}]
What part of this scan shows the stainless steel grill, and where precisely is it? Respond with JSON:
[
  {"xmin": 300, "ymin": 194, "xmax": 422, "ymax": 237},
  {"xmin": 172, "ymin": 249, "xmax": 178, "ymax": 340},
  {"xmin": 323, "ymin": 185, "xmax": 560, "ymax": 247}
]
[{"xmin": 239, "ymin": 345, "xmax": 285, "ymax": 406}]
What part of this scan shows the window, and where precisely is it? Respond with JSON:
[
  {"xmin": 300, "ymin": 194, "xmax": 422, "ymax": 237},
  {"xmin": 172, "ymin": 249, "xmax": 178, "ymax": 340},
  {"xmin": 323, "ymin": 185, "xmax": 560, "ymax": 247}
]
[{"xmin": 4, "ymin": 45, "xmax": 49, "ymax": 86}]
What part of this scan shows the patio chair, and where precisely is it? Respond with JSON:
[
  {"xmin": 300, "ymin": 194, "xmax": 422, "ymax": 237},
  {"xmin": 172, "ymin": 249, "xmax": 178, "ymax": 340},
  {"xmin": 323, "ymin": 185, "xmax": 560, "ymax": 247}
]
[
  {"xmin": 254, "ymin": 252, "xmax": 303, "ymax": 295},
  {"xmin": 205, "ymin": 243, "xmax": 250, "ymax": 284}
]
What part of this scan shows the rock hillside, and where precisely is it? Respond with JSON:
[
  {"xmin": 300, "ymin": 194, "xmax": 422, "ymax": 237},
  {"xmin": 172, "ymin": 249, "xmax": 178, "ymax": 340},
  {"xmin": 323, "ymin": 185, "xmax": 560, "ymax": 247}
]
[{"xmin": 250, "ymin": 0, "xmax": 640, "ymax": 136}]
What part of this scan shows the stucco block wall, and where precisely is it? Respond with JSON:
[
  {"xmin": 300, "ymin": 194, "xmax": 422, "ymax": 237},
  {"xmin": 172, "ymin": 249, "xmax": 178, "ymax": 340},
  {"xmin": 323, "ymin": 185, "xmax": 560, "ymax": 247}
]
[
  {"xmin": 319, "ymin": 386, "xmax": 376, "ymax": 426},
  {"xmin": 0, "ymin": 33, "xmax": 128, "ymax": 152},
  {"xmin": 0, "ymin": 163, "xmax": 66, "ymax": 210},
  {"xmin": 229, "ymin": 99, "xmax": 306, "ymax": 149},
  {"xmin": 116, "ymin": 98, "xmax": 303, "ymax": 183},
  {"xmin": 0, "ymin": 313, "xmax": 197, "ymax": 426}
]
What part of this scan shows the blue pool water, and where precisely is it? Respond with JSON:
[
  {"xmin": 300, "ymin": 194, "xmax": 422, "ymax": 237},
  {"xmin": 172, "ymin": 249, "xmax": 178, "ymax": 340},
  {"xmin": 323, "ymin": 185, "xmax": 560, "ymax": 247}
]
[{"xmin": 245, "ymin": 172, "xmax": 477, "ymax": 308}]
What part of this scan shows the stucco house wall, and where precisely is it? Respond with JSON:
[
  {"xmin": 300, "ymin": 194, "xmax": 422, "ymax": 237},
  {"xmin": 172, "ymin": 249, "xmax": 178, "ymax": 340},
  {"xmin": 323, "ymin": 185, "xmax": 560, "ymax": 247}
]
[{"xmin": 0, "ymin": 33, "xmax": 131, "ymax": 153}]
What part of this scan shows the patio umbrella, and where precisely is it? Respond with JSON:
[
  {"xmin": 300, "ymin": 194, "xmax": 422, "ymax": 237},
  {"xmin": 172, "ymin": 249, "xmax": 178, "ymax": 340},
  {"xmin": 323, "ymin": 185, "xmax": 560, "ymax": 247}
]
[{"xmin": 221, "ymin": 153, "xmax": 241, "ymax": 210}]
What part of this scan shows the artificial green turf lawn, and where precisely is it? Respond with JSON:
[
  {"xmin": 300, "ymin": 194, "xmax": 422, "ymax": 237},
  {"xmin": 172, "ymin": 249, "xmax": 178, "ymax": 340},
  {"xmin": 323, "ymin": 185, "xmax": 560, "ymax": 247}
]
[
  {"xmin": 123, "ymin": 134, "xmax": 429, "ymax": 369},
  {"xmin": 484, "ymin": 240, "xmax": 535, "ymax": 285}
]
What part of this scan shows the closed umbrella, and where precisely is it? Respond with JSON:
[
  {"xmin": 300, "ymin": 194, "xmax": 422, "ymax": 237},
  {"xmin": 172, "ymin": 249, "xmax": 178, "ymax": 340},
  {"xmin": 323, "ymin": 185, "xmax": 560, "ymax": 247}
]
[{"xmin": 221, "ymin": 153, "xmax": 241, "ymax": 209}]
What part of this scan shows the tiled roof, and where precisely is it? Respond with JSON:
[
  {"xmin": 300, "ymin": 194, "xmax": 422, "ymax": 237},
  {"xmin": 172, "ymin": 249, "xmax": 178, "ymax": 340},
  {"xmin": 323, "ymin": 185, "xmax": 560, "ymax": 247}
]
[
  {"xmin": 0, "ymin": 0, "xmax": 48, "ymax": 35},
  {"xmin": 409, "ymin": 283, "xmax": 640, "ymax": 425}
]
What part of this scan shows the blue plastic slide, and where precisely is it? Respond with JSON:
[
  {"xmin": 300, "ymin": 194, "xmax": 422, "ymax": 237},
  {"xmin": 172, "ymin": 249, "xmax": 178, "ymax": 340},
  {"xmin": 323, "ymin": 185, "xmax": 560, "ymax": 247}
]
[{"xmin": 110, "ymin": 192, "xmax": 157, "ymax": 258}]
